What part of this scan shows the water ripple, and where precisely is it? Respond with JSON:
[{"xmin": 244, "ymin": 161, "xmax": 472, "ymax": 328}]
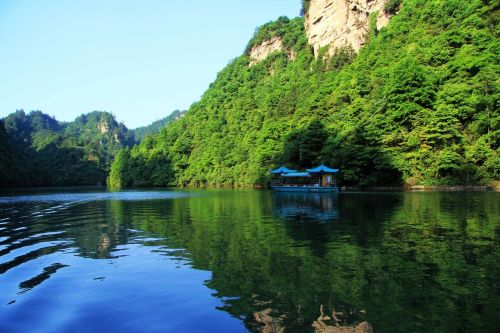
[
  {"xmin": 0, "ymin": 241, "xmax": 71, "ymax": 274},
  {"xmin": 18, "ymin": 263, "xmax": 70, "ymax": 294},
  {"xmin": 0, "ymin": 191, "xmax": 191, "ymax": 204}
]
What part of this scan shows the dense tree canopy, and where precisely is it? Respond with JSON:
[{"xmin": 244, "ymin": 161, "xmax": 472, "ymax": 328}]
[
  {"xmin": 1, "ymin": 110, "xmax": 134, "ymax": 187},
  {"xmin": 110, "ymin": 0, "xmax": 498, "ymax": 188},
  {"xmin": 0, "ymin": 120, "xmax": 32, "ymax": 187},
  {"xmin": 132, "ymin": 110, "xmax": 186, "ymax": 143},
  {"xmin": 2, "ymin": 0, "xmax": 497, "ymax": 189}
]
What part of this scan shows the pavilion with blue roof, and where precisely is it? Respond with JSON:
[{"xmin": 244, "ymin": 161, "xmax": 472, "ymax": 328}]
[{"xmin": 269, "ymin": 164, "xmax": 339, "ymax": 192}]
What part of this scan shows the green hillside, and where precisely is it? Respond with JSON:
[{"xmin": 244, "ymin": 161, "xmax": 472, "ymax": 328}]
[
  {"xmin": 1, "ymin": 110, "xmax": 134, "ymax": 187},
  {"xmin": 133, "ymin": 110, "xmax": 186, "ymax": 142},
  {"xmin": 114, "ymin": 0, "xmax": 498, "ymax": 187},
  {"xmin": 0, "ymin": 120, "xmax": 32, "ymax": 188}
]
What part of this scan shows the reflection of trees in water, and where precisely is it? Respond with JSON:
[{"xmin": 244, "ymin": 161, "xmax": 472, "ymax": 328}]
[
  {"xmin": 363, "ymin": 192, "xmax": 500, "ymax": 332},
  {"xmin": 67, "ymin": 201, "xmax": 131, "ymax": 259},
  {"xmin": 272, "ymin": 192, "xmax": 340, "ymax": 222},
  {"xmin": 69, "ymin": 199, "xmax": 178, "ymax": 258},
  {"xmin": 66, "ymin": 191, "xmax": 500, "ymax": 332},
  {"xmin": 272, "ymin": 192, "xmax": 340, "ymax": 257}
]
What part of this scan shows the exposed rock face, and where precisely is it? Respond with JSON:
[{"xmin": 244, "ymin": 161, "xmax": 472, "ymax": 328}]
[
  {"xmin": 249, "ymin": 36, "xmax": 284, "ymax": 66},
  {"xmin": 99, "ymin": 121, "xmax": 109, "ymax": 134},
  {"xmin": 305, "ymin": 0, "xmax": 391, "ymax": 56}
]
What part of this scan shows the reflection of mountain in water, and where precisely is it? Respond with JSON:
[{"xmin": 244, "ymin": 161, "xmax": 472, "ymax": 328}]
[
  {"xmin": 1, "ymin": 190, "xmax": 498, "ymax": 333},
  {"xmin": 70, "ymin": 192, "xmax": 500, "ymax": 332},
  {"xmin": 272, "ymin": 193, "xmax": 339, "ymax": 222},
  {"xmin": 251, "ymin": 306, "xmax": 373, "ymax": 333}
]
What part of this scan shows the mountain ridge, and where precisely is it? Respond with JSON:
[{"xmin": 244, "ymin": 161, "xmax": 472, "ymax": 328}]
[
  {"xmin": 109, "ymin": 0, "xmax": 499, "ymax": 188},
  {"xmin": 1, "ymin": 110, "xmax": 134, "ymax": 187},
  {"xmin": 132, "ymin": 110, "xmax": 186, "ymax": 142}
]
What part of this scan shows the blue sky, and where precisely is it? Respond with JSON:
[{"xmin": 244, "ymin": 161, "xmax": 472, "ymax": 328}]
[{"xmin": 0, "ymin": 0, "xmax": 300, "ymax": 128}]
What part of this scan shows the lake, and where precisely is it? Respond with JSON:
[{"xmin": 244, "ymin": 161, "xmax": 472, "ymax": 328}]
[{"xmin": 0, "ymin": 188, "xmax": 498, "ymax": 332}]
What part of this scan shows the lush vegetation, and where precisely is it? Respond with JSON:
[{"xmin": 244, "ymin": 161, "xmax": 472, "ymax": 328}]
[
  {"xmin": 245, "ymin": 16, "xmax": 304, "ymax": 54},
  {"xmin": 1, "ymin": 110, "xmax": 134, "ymax": 187},
  {"xmin": 384, "ymin": 0, "xmax": 403, "ymax": 14},
  {"xmin": 0, "ymin": 120, "xmax": 31, "ymax": 188},
  {"xmin": 132, "ymin": 110, "xmax": 186, "ymax": 143},
  {"xmin": 110, "ymin": 0, "xmax": 499, "ymax": 188}
]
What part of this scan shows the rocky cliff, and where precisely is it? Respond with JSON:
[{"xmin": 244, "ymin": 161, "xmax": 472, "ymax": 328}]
[
  {"xmin": 305, "ymin": 0, "xmax": 392, "ymax": 56},
  {"xmin": 248, "ymin": 36, "xmax": 285, "ymax": 66}
]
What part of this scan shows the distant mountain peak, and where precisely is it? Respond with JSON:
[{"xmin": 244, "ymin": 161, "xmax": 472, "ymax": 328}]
[{"xmin": 133, "ymin": 110, "xmax": 186, "ymax": 143}]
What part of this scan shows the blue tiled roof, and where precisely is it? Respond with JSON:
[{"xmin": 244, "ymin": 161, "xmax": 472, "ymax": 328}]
[
  {"xmin": 270, "ymin": 166, "xmax": 298, "ymax": 174},
  {"xmin": 281, "ymin": 172, "xmax": 311, "ymax": 177},
  {"xmin": 306, "ymin": 164, "xmax": 339, "ymax": 173}
]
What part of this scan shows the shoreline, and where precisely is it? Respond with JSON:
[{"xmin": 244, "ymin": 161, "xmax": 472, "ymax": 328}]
[
  {"xmin": 1, "ymin": 184, "xmax": 499, "ymax": 192},
  {"xmin": 340, "ymin": 185, "xmax": 499, "ymax": 192}
]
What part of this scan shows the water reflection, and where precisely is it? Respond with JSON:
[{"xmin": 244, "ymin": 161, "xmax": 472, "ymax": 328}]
[
  {"xmin": 0, "ymin": 190, "xmax": 498, "ymax": 333},
  {"xmin": 19, "ymin": 263, "xmax": 69, "ymax": 293},
  {"xmin": 272, "ymin": 192, "xmax": 340, "ymax": 258},
  {"xmin": 272, "ymin": 192, "xmax": 339, "ymax": 222}
]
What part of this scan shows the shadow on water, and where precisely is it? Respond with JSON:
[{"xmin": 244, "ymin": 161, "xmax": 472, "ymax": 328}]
[{"xmin": 0, "ymin": 189, "xmax": 498, "ymax": 333}]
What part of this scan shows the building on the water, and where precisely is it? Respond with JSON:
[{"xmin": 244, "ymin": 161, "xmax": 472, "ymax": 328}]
[{"xmin": 270, "ymin": 164, "xmax": 339, "ymax": 192}]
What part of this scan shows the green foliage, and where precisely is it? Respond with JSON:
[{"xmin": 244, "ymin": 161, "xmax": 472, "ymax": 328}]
[
  {"xmin": 1, "ymin": 110, "xmax": 134, "ymax": 187},
  {"xmin": 0, "ymin": 120, "xmax": 32, "ymax": 187},
  {"xmin": 132, "ymin": 110, "xmax": 186, "ymax": 142},
  {"xmin": 283, "ymin": 119, "xmax": 328, "ymax": 169},
  {"xmin": 108, "ymin": 148, "xmax": 132, "ymax": 187},
  {"xmin": 108, "ymin": 135, "xmax": 173, "ymax": 187},
  {"xmin": 245, "ymin": 16, "xmax": 304, "ymax": 54},
  {"xmin": 385, "ymin": 0, "xmax": 402, "ymax": 14},
  {"xmin": 112, "ymin": 1, "xmax": 499, "ymax": 188}
]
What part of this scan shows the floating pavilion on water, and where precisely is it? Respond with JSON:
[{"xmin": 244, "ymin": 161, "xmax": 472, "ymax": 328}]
[{"xmin": 270, "ymin": 164, "xmax": 339, "ymax": 192}]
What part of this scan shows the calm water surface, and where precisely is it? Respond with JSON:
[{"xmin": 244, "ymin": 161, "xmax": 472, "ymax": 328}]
[{"xmin": 0, "ymin": 188, "xmax": 498, "ymax": 332}]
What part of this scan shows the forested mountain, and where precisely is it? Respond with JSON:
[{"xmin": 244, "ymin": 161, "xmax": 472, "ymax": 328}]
[
  {"xmin": 133, "ymin": 110, "xmax": 186, "ymax": 142},
  {"xmin": 1, "ymin": 110, "xmax": 134, "ymax": 187},
  {"xmin": 110, "ymin": 0, "xmax": 499, "ymax": 188},
  {"xmin": 0, "ymin": 120, "xmax": 31, "ymax": 188}
]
